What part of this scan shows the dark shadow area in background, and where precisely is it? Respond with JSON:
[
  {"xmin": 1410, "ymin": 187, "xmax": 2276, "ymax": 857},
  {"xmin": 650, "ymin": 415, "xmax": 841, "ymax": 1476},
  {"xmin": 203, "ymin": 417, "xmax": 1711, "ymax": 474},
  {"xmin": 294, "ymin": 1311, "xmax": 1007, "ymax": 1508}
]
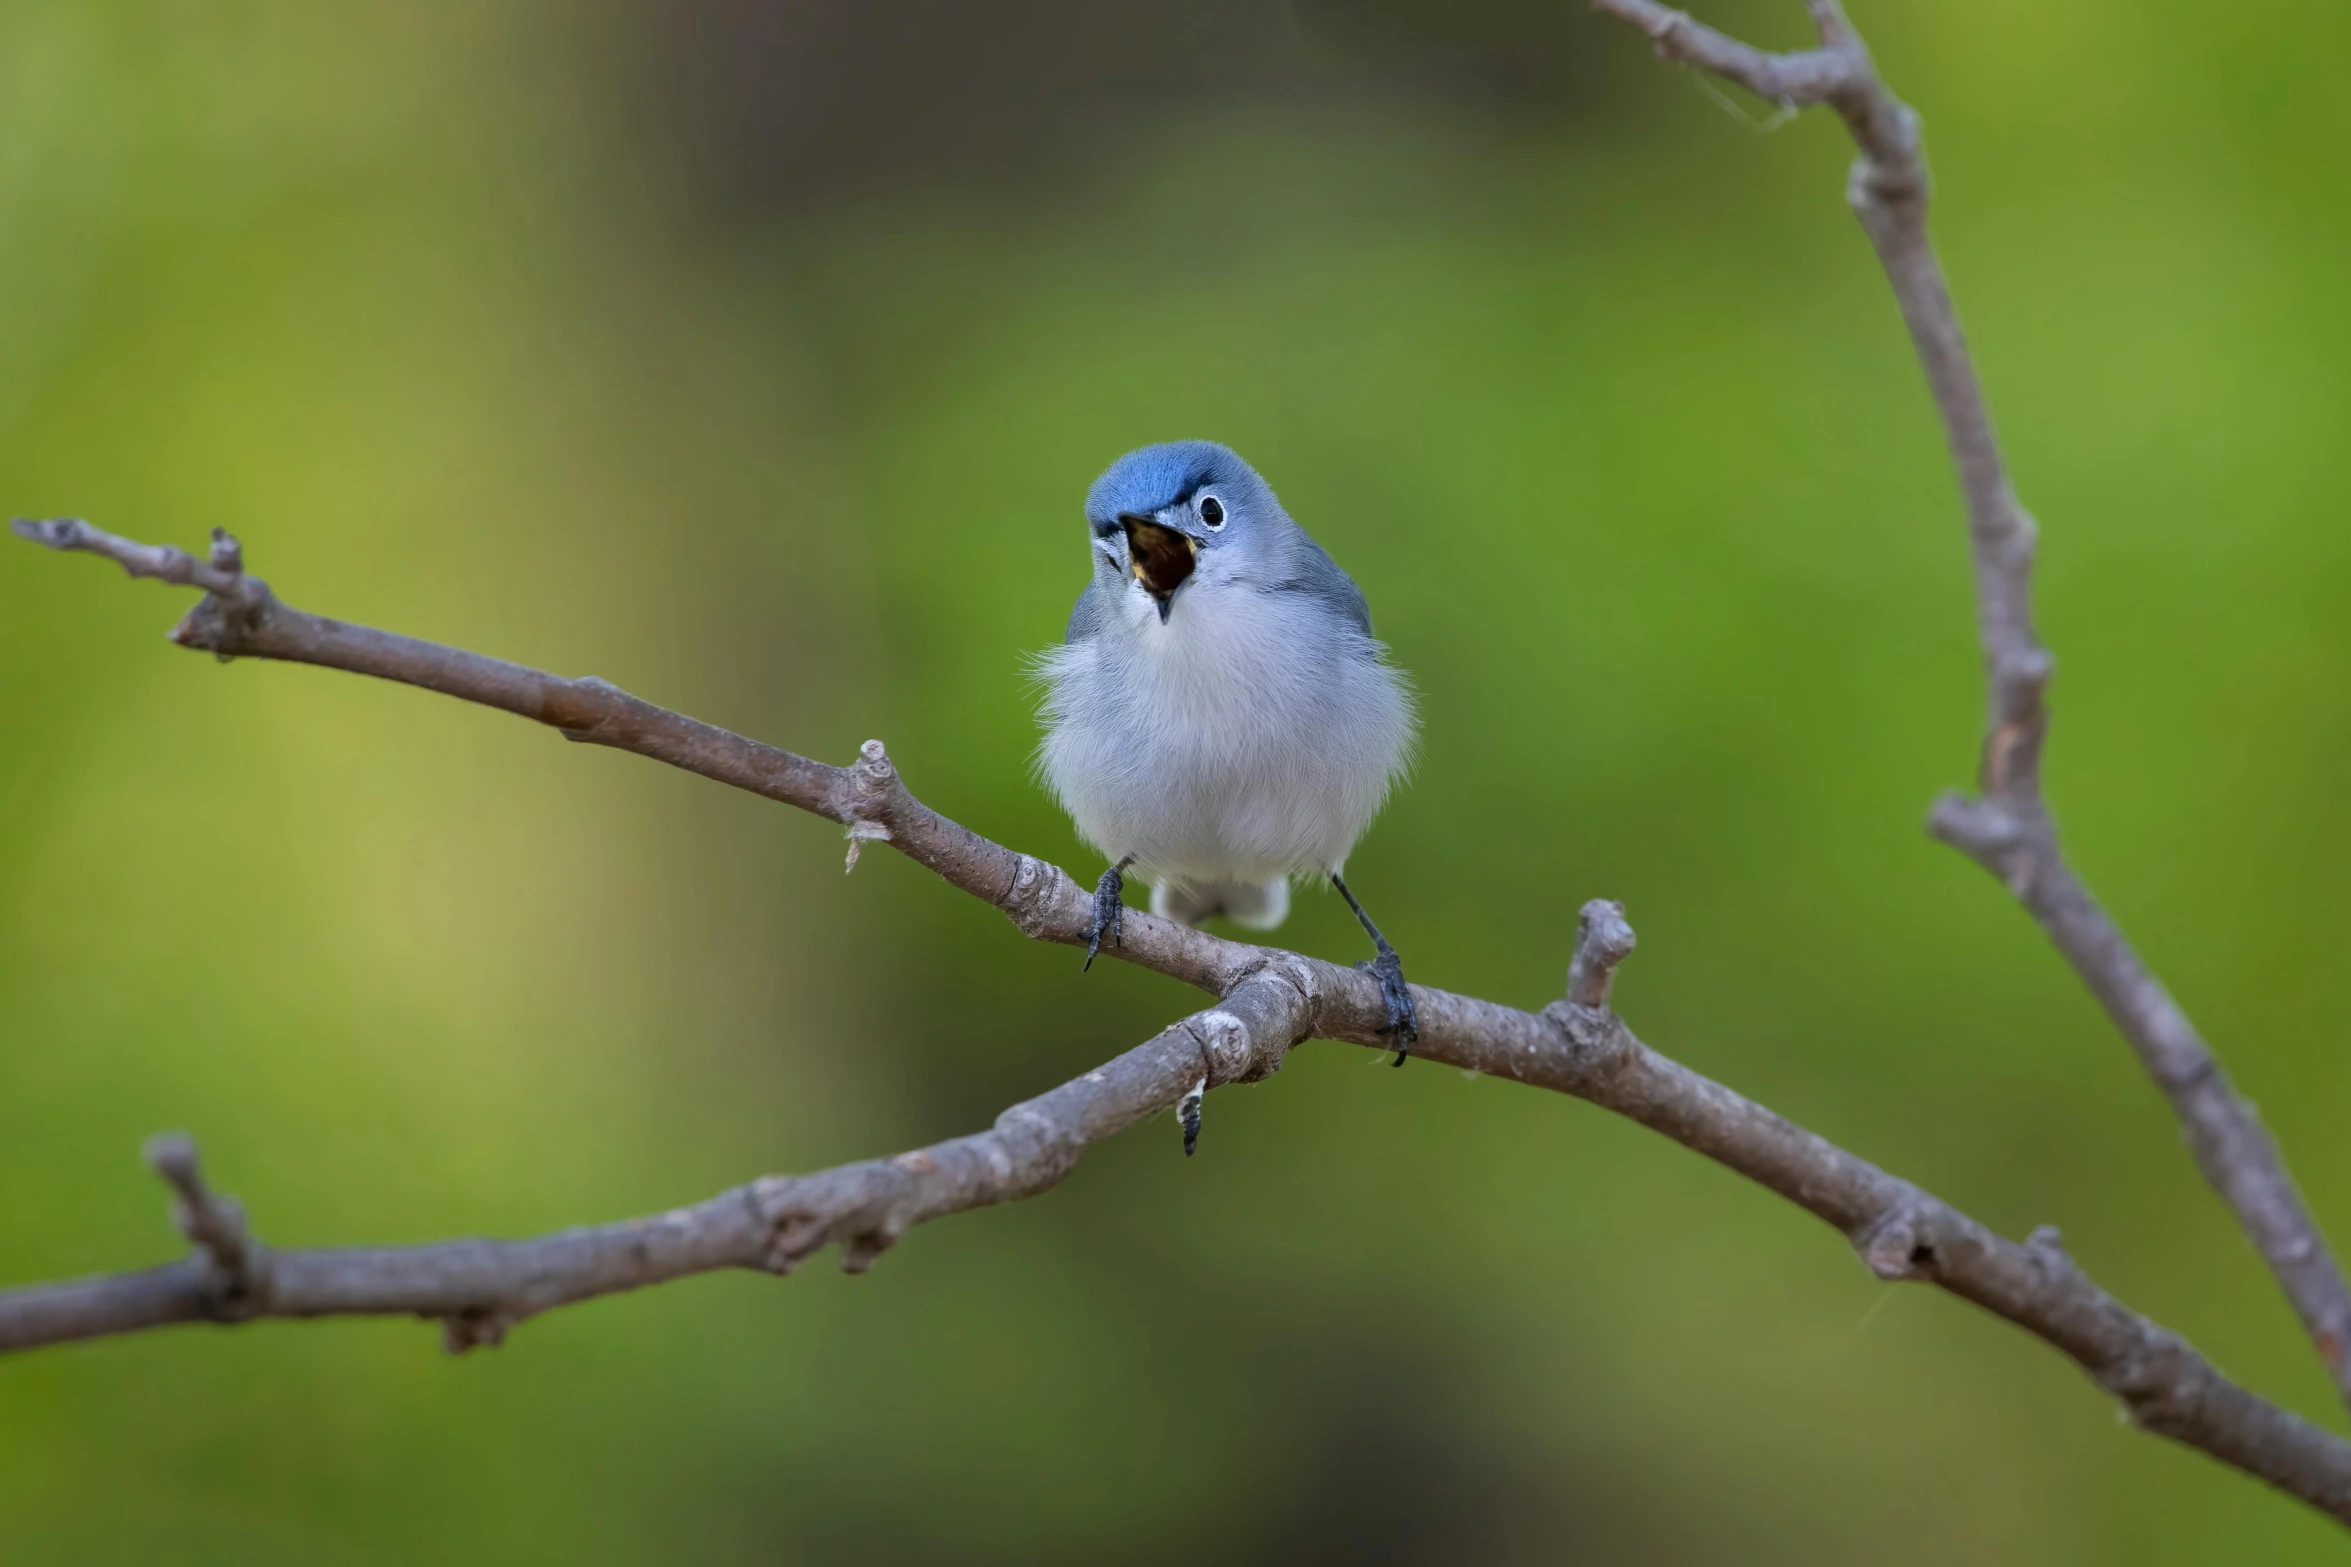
[
  {"xmin": 597, "ymin": 0, "xmax": 1633, "ymax": 223},
  {"xmin": 769, "ymin": 1319, "xmax": 1658, "ymax": 1564}
]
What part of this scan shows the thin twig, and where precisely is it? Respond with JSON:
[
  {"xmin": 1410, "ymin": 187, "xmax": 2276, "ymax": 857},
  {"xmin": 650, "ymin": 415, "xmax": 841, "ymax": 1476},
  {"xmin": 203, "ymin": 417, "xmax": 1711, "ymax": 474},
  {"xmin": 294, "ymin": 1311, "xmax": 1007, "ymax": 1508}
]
[
  {"xmin": 5, "ymin": 529, "xmax": 2350, "ymax": 1524},
  {"xmin": 140, "ymin": 1132, "xmax": 267, "ymax": 1320},
  {"xmin": 1586, "ymin": 0, "xmax": 2351, "ymax": 1411},
  {"xmin": 1564, "ymin": 899, "xmax": 1637, "ymax": 1010}
]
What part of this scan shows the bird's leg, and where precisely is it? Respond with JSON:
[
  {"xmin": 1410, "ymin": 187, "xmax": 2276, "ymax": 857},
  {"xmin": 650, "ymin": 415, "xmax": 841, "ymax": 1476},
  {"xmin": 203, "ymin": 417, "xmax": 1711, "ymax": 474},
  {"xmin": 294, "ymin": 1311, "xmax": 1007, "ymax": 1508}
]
[
  {"xmin": 1331, "ymin": 873, "xmax": 1418, "ymax": 1065},
  {"xmin": 1084, "ymin": 855, "xmax": 1136, "ymax": 971}
]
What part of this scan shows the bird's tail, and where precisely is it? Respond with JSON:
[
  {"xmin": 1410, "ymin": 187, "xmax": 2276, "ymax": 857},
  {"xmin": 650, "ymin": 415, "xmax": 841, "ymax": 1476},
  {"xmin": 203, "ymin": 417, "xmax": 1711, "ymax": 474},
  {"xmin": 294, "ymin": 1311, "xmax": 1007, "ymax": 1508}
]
[{"xmin": 1151, "ymin": 877, "xmax": 1290, "ymax": 931}]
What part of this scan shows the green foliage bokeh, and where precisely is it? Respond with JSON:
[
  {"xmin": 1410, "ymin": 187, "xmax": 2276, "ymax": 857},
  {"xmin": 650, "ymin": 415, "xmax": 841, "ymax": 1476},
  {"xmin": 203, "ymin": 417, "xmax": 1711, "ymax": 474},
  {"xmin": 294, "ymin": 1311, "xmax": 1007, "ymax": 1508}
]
[{"xmin": 4, "ymin": 1, "xmax": 2349, "ymax": 1560}]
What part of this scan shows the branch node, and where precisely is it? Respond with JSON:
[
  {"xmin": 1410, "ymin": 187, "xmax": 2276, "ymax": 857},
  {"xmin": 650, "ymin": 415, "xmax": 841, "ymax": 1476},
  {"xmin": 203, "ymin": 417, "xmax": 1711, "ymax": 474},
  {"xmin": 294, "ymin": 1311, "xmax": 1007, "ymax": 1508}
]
[
  {"xmin": 2024, "ymin": 1224, "xmax": 2080, "ymax": 1283},
  {"xmin": 836, "ymin": 738, "xmax": 901, "ymax": 851},
  {"xmin": 170, "ymin": 575, "xmax": 275, "ymax": 660},
  {"xmin": 1565, "ymin": 899, "xmax": 1638, "ymax": 1011},
  {"xmin": 1643, "ymin": 6, "xmax": 1689, "ymax": 52},
  {"xmin": 998, "ymin": 853, "xmax": 1071, "ymax": 940},
  {"xmin": 143, "ymin": 1132, "xmax": 268, "ymax": 1317},
  {"xmin": 1804, "ymin": 0, "xmax": 1859, "ymax": 51},
  {"xmin": 759, "ymin": 1210, "xmax": 830, "ymax": 1276},
  {"xmin": 11, "ymin": 516, "xmax": 82, "ymax": 551},
  {"xmin": 1857, "ymin": 1207, "xmax": 1935, "ymax": 1282},
  {"xmin": 747, "ymin": 1173, "xmax": 906, "ymax": 1277},
  {"xmin": 1844, "ymin": 126, "xmax": 1924, "ymax": 213},
  {"xmin": 550, "ymin": 676, "xmax": 627, "ymax": 741},
  {"xmin": 1926, "ymin": 791, "xmax": 2026, "ymax": 857},
  {"xmin": 840, "ymin": 1216, "xmax": 906, "ymax": 1275},
  {"xmin": 440, "ymin": 1307, "xmax": 513, "ymax": 1355},
  {"xmin": 1538, "ymin": 902, "xmax": 1641, "ymax": 1074},
  {"xmin": 1993, "ymin": 647, "xmax": 2054, "ymax": 707},
  {"xmin": 1188, "ymin": 1007, "xmax": 1264, "ymax": 1088}
]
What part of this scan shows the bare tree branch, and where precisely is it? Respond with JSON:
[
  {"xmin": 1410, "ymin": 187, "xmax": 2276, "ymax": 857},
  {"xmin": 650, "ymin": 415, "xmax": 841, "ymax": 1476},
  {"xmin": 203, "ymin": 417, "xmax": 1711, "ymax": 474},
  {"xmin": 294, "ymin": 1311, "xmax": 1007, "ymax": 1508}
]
[
  {"xmin": 1587, "ymin": 0, "xmax": 2351, "ymax": 1410},
  {"xmin": 8, "ymin": 524, "xmax": 2351, "ymax": 1524},
  {"xmin": 0, "ymin": 971, "xmax": 1312, "ymax": 1355}
]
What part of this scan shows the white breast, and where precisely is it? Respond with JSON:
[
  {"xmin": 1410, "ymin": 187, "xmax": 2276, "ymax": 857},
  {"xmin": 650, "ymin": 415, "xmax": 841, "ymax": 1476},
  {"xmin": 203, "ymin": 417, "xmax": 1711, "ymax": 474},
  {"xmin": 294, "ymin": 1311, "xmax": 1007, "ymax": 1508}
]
[{"xmin": 1036, "ymin": 576, "xmax": 1415, "ymax": 894}]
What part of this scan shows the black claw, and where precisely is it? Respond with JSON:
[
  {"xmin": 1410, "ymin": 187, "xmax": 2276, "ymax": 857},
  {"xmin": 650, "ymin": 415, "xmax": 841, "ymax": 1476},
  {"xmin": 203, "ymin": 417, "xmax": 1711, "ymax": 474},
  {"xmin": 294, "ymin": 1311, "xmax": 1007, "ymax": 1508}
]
[
  {"xmin": 1360, "ymin": 948, "xmax": 1419, "ymax": 1066},
  {"xmin": 1332, "ymin": 872, "xmax": 1416, "ymax": 1066},
  {"xmin": 1179, "ymin": 1081, "xmax": 1204, "ymax": 1157},
  {"xmin": 1083, "ymin": 857, "xmax": 1133, "ymax": 971}
]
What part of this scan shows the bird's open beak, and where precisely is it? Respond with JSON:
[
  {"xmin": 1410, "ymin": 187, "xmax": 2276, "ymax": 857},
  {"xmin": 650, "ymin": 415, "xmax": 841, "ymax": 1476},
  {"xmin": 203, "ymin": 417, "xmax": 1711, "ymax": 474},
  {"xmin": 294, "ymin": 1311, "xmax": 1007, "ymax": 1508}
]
[{"xmin": 1120, "ymin": 515, "xmax": 1199, "ymax": 624}]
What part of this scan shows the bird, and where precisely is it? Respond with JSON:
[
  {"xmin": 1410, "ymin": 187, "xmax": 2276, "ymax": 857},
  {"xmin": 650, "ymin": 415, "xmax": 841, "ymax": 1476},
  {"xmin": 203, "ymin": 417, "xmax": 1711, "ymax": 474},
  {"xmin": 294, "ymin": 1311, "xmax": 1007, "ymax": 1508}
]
[{"xmin": 1034, "ymin": 440, "xmax": 1421, "ymax": 1069}]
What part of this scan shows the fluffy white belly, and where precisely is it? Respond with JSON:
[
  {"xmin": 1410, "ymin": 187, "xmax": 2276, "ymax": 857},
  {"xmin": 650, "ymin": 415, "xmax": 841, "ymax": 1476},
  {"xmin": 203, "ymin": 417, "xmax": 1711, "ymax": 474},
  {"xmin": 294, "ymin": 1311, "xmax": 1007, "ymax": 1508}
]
[{"xmin": 1036, "ymin": 581, "xmax": 1414, "ymax": 893}]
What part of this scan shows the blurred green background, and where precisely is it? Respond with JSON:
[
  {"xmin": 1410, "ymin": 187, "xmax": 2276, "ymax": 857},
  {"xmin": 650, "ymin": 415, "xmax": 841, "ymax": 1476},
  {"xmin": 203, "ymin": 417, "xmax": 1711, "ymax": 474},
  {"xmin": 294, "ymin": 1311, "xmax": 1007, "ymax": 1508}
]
[{"xmin": 3, "ymin": 0, "xmax": 2348, "ymax": 1559}]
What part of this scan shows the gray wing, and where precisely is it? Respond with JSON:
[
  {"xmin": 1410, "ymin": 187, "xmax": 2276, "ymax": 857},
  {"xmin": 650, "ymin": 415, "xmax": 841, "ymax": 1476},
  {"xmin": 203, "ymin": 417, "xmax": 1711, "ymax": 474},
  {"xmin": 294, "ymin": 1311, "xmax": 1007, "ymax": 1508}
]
[
  {"xmin": 1065, "ymin": 576, "xmax": 1116, "ymax": 644},
  {"xmin": 1269, "ymin": 534, "xmax": 1373, "ymax": 636}
]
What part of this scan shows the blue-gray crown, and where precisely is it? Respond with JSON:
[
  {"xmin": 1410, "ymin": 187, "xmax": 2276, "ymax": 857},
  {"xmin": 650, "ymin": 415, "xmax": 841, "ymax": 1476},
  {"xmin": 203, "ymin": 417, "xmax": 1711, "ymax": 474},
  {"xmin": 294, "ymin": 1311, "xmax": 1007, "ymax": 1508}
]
[{"xmin": 1084, "ymin": 441, "xmax": 1262, "ymax": 525}]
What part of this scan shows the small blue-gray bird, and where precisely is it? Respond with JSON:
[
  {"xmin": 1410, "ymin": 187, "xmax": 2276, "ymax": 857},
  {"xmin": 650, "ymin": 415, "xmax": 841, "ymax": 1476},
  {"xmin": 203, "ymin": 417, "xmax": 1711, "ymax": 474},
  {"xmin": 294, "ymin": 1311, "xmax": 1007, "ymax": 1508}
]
[{"xmin": 1036, "ymin": 440, "xmax": 1421, "ymax": 1066}]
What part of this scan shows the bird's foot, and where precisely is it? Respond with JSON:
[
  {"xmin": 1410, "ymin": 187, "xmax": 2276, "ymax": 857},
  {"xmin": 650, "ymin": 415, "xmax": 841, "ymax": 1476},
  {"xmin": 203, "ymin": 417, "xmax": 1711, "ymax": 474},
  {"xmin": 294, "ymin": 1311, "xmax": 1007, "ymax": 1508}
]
[
  {"xmin": 1357, "ymin": 946, "xmax": 1419, "ymax": 1066},
  {"xmin": 1083, "ymin": 859, "xmax": 1131, "ymax": 971}
]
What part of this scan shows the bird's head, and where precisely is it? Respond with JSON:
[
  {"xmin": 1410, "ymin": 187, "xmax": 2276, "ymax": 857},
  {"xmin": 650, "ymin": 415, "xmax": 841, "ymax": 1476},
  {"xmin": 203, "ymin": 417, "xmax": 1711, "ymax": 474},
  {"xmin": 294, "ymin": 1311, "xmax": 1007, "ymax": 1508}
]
[{"xmin": 1082, "ymin": 440, "xmax": 1280, "ymax": 624}]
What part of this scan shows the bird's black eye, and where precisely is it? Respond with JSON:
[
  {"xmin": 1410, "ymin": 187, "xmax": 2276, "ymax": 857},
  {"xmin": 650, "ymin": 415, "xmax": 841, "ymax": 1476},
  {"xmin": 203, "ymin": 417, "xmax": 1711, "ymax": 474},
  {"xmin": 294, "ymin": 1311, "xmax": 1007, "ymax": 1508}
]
[{"xmin": 1199, "ymin": 496, "xmax": 1225, "ymax": 528}]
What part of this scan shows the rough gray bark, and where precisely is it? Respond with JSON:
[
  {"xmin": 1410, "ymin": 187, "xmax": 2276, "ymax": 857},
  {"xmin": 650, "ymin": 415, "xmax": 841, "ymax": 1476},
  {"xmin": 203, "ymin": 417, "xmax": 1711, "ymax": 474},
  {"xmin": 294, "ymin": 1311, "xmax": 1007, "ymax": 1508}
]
[
  {"xmin": 1586, "ymin": 0, "xmax": 2351, "ymax": 1412},
  {"xmin": 7, "ymin": 518, "xmax": 2351, "ymax": 1526}
]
